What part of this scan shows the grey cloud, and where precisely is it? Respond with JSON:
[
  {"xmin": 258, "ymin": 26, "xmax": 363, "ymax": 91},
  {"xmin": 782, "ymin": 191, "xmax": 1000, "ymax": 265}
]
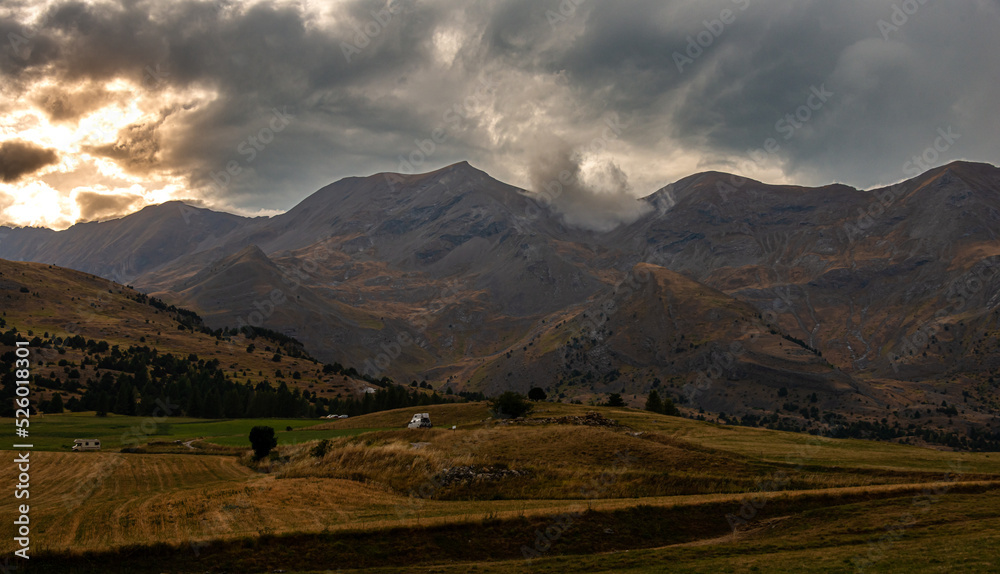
[
  {"xmin": 0, "ymin": 140, "xmax": 59, "ymax": 182},
  {"xmin": 2, "ymin": 0, "xmax": 998, "ymax": 223},
  {"xmin": 528, "ymin": 138, "xmax": 652, "ymax": 232}
]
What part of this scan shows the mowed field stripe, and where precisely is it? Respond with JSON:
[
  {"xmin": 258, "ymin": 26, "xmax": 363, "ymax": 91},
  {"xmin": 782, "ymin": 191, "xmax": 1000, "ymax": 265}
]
[
  {"xmin": 0, "ymin": 452, "xmax": 258, "ymax": 552},
  {"xmin": 4, "ymin": 450, "xmax": 998, "ymax": 555}
]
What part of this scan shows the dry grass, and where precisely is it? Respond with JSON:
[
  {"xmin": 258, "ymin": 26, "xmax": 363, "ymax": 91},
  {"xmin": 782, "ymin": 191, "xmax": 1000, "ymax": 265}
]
[
  {"xmin": 267, "ymin": 417, "xmax": 980, "ymax": 501},
  {"xmin": 6, "ymin": 403, "xmax": 999, "ymax": 563}
]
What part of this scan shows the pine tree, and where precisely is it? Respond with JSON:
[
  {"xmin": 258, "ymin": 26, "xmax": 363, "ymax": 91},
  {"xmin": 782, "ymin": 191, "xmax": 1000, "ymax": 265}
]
[
  {"xmin": 96, "ymin": 392, "xmax": 110, "ymax": 417},
  {"xmin": 46, "ymin": 393, "xmax": 65, "ymax": 414},
  {"xmin": 645, "ymin": 390, "xmax": 663, "ymax": 413},
  {"xmin": 114, "ymin": 382, "xmax": 136, "ymax": 416}
]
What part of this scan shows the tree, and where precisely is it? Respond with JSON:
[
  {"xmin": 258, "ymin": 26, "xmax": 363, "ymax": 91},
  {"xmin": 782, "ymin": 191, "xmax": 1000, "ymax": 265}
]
[
  {"xmin": 47, "ymin": 393, "xmax": 65, "ymax": 414},
  {"xmin": 661, "ymin": 396, "xmax": 680, "ymax": 416},
  {"xmin": 113, "ymin": 382, "xmax": 136, "ymax": 416},
  {"xmin": 606, "ymin": 393, "xmax": 625, "ymax": 407},
  {"xmin": 645, "ymin": 390, "xmax": 663, "ymax": 413},
  {"xmin": 528, "ymin": 387, "xmax": 547, "ymax": 401},
  {"xmin": 488, "ymin": 391, "xmax": 534, "ymax": 419},
  {"xmin": 96, "ymin": 392, "xmax": 110, "ymax": 417},
  {"xmin": 249, "ymin": 426, "xmax": 277, "ymax": 459}
]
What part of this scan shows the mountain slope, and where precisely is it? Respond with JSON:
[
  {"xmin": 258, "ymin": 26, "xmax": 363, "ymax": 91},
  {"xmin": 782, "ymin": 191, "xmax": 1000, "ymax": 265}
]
[
  {"xmin": 466, "ymin": 263, "xmax": 869, "ymax": 414},
  {"xmin": 1, "ymin": 161, "xmax": 999, "ymax": 443},
  {"xmin": 0, "ymin": 202, "xmax": 251, "ymax": 283}
]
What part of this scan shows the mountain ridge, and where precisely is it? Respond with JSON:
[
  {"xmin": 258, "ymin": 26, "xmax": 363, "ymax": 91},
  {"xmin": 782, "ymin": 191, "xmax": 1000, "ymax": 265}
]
[{"xmin": 2, "ymin": 159, "xmax": 999, "ymax": 442}]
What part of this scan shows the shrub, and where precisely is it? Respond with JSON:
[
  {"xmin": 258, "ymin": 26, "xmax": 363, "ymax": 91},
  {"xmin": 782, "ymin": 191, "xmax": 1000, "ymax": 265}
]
[
  {"xmin": 249, "ymin": 426, "xmax": 278, "ymax": 459},
  {"xmin": 311, "ymin": 439, "xmax": 330, "ymax": 458},
  {"xmin": 488, "ymin": 391, "xmax": 534, "ymax": 419}
]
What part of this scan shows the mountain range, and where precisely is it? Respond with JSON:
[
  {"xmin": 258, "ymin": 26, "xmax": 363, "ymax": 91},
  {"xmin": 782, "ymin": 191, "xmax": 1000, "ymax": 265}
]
[{"xmin": 4, "ymin": 160, "xmax": 999, "ymax": 439}]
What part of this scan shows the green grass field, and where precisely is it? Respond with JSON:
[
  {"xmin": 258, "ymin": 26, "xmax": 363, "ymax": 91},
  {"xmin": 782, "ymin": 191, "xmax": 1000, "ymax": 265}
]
[
  {"xmin": 205, "ymin": 427, "xmax": 389, "ymax": 446},
  {"xmin": 0, "ymin": 412, "xmax": 358, "ymax": 451}
]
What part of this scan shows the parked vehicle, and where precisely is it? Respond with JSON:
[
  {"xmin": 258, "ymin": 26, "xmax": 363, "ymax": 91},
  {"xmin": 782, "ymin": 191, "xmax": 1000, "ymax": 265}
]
[{"xmin": 407, "ymin": 413, "xmax": 431, "ymax": 429}]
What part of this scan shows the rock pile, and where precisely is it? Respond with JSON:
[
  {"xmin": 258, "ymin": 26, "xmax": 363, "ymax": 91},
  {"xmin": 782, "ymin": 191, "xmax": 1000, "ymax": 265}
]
[
  {"xmin": 437, "ymin": 465, "xmax": 530, "ymax": 486},
  {"xmin": 502, "ymin": 411, "xmax": 618, "ymax": 427}
]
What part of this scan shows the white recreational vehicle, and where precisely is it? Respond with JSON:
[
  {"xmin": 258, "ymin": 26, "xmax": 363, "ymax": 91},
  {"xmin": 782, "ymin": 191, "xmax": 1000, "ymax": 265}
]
[
  {"xmin": 407, "ymin": 413, "xmax": 432, "ymax": 429},
  {"xmin": 72, "ymin": 439, "xmax": 101, "ymax": 451}
]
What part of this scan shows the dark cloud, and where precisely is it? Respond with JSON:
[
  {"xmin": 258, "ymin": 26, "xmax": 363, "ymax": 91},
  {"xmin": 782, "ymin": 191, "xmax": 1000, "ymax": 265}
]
[
  {"xmin": 75, "ymin": 190, "xmax": 143, "ymax": 221},
  {"xmin": 0, "ymin": 140, "xmax": 59, "ymax": 182},
  {"xmin": 1, "ymin": 0, "xmax": 999, "ymax": 223}
]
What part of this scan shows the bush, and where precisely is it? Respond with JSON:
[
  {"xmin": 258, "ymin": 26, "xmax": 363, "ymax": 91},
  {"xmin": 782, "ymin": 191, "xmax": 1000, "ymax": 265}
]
[
  {"xmin": 528, "ymin": 387, "xmax": 547, "ymax": 401},
  {"xmin": 488, "ymin": 391, "xmax": 534, "ymax": 419},
  {"xmin": 249, "ymin": 426, "xmax": 277, "ymax": 459},
  {"xmin": 311, "ymin": 439, "xmax": 330, "ymax": 458},
  {"xmin": 606, "ymin": 393, "xmax": 626, "ymax": 407}
]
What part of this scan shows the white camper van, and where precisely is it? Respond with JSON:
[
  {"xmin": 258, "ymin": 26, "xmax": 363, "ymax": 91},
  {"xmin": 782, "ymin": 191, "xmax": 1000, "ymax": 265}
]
[
  {"xmin": 407, "ymin": 413, "xmax": 431, "ymax": 429},
  {"xmin": 72, "ymin": 439, "xmax": 101, "ymax": 451}
]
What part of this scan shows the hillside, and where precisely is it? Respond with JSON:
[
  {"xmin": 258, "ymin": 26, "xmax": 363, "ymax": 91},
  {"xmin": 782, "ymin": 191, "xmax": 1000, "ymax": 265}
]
[{"xmin": 0, "ymin": 258, "xmax": 389, "ymax": 417}]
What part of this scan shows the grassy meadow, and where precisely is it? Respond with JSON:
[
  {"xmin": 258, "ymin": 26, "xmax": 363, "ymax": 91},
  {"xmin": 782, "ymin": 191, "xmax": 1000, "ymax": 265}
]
[
  {"xmin": 3, "ymin": 403, "xmax": 998, "ymax": 573},
  {"xmin": 0, "ymin": 411, "xmax": 386, "ymax": 451}
]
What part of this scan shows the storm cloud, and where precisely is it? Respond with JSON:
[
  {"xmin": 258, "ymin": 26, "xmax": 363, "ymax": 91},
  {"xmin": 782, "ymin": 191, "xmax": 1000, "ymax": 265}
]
[
  {"xmin": 0, "ymin": 140, "xmax": 59, "ymax": 182},
  {"xmin": 1, "ymin": 0, "xmax": 998, "ymax": 227}
]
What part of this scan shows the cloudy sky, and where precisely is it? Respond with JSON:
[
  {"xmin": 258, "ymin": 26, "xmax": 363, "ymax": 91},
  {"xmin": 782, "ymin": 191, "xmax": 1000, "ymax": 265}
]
[{"xmin": 1, "ymin": 0, "xmax": 998, "ymax": 229}]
